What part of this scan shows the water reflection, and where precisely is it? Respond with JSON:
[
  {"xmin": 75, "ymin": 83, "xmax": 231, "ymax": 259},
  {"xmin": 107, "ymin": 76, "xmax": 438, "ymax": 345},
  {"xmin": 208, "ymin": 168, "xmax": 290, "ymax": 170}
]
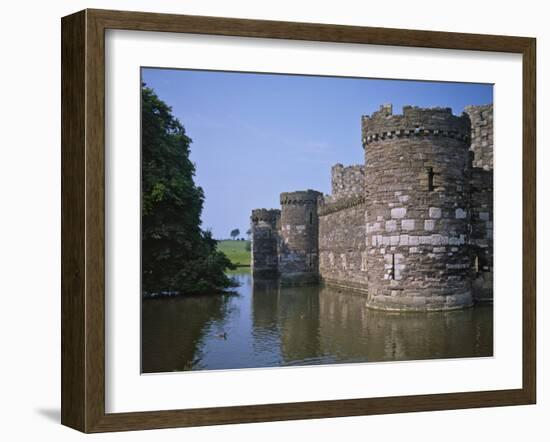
[
  {"xmin": 141, "ymin": 293, "xmax": 233, "ymax": 373},
  {"xmin": 141, "ymin": 270, "xmax": 493, "ymax": 373}
]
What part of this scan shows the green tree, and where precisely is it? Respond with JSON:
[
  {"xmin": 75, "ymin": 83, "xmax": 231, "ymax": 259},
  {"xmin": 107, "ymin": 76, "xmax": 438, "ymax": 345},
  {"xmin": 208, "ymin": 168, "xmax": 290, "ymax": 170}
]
[
  {"xmin": 141, "ymin": 84, "xmax": 236, "ymax": 296},
  {"xmin": 230, "ymin": 229, "xmax": 240, "ymax": 240}
]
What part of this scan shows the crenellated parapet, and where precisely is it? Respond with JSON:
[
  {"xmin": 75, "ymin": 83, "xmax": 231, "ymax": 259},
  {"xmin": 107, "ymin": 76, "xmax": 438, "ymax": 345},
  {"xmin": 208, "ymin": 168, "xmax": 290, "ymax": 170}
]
[
  {"xmin": 280, "ymin": 190, "xmax": 322, "ymax": 206},
  {"xmin": 361, "ymin": 105, "xmax": 471, "ymax": 146},
  {"xmin": 318, "ymin": 194, "xmax": 366, "ymax": 217},
  {"xmin": 251, "ymin": 208, "xmax": 281, "ymax": 224}
]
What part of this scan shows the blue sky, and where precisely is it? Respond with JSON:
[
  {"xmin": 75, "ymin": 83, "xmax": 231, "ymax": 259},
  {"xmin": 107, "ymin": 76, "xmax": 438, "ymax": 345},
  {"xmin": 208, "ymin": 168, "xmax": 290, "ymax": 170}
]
[{"xmin": 142, "ymin": 68, "xmax": 492, "ymax": 239}]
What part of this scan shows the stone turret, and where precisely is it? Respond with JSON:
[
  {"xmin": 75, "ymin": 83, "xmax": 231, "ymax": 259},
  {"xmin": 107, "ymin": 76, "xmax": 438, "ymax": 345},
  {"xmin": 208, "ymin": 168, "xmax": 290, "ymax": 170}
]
[
  {"xmin": 362, "ymin": 105, "xmax": 473, "ymax": 311},
  {"xmin": 251, "ymin": 209, "xmax": 280, "ymax": 278},
  {"xmin": 465, "ymin": 104, "xmax": 493, "ymax": 171},
  {"xmin": 330, "ymin": 163, "xmax": 365, "ymax": 202},
  {"xmin": 278, "ymin": 190, "xmax": 322, "ymax": 285}
]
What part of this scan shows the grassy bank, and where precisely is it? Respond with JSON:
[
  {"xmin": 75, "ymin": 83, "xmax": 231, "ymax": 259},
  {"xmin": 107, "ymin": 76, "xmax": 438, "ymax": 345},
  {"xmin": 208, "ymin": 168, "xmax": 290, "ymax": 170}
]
[{"xmin": 217, "ymin": 240, "xmax": 251, "ymax": 267}]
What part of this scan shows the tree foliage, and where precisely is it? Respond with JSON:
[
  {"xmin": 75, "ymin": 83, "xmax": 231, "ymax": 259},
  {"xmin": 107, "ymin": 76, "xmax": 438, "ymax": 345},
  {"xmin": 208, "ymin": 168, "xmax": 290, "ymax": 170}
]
[
  {"xmin": 141, "ymin": 84, "xmax": 236, "ymax": 295},
  {"xmin": 230, "ymin": 229, "xmax": 240, "ymax": 240}
]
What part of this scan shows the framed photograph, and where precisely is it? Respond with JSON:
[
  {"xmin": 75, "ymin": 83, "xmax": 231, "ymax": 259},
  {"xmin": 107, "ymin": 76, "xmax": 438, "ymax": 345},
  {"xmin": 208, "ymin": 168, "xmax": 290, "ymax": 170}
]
[{"xmin": 61, "ymin": 9, "xmax": 536, "ymax": 433}]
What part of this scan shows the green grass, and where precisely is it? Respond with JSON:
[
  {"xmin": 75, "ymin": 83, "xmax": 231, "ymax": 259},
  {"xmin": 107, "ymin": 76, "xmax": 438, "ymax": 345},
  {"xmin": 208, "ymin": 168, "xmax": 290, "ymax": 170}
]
[{"xmin": 217, "ymin": 240, "xmax": 251, "ymax": 267}]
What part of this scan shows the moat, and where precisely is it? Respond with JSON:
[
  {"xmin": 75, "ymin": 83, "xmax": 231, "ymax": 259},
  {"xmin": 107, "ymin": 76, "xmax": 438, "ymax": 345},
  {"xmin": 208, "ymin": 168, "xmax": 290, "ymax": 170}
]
[{"xmin": 142, "ymin": 270, "xmax": 493, "ymax": 373}]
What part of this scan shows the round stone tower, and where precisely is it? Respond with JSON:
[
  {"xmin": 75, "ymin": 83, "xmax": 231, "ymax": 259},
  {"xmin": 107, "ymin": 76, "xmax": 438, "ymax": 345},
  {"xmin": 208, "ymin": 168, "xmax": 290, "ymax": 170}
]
[
  {"xmin": 278, "ymin": 190, "xmax": 322, "ymax": 285},
  {"xmin": 362, "ymin": 104, "xmax": 473, "ymax": 311},
  {"xmin": 251, "ymin": 209, "xmax": 280, "ymax": 278}
]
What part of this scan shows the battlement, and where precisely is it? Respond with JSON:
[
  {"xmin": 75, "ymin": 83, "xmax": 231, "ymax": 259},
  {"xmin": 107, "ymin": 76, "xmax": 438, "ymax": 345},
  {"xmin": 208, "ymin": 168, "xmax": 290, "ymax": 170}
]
[
  {"xmin": 361, "ymin": 104, "xmax": 471, "ymax": 146},
  {"xmin": 280, "ymin": 190, "xmax": 322, "ymax": 205},
  {"xmin": 318, "ymin": 194, "xmax": 366, "ymax": 217},
  {"xmin": 251, "ymin": 208, "xmax": 280, "ymax": 224}
]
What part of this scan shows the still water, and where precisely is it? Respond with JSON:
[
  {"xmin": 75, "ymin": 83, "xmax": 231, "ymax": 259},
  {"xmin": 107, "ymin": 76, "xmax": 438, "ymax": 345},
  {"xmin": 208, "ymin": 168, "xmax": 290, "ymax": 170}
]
[{"xmin": 142, "ymin": 270, "xmax": 493, "ymax": 373}]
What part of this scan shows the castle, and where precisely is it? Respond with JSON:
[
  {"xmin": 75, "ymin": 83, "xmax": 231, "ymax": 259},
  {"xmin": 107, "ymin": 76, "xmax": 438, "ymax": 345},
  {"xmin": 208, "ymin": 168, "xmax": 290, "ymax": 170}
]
[{"xmin": 250, "ymin": 104, "xmax": 493, "ymax": 312}]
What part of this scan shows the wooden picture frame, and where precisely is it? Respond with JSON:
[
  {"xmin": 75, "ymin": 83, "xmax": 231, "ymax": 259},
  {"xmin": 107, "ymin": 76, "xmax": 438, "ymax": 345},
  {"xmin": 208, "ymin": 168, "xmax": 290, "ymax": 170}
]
[{"xmin": 61, "ymin": 8, "xmax": 536, "ymax": 433}]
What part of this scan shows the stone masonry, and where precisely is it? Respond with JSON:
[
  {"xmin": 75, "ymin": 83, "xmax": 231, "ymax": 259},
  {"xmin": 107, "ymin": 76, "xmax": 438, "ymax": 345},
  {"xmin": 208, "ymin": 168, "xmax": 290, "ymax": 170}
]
[
  {"xmin": 251, "ymin": 104, "xmax": 493, "ymax": 311},
  {"xmin": 465, "ymin": 104, "xmax": 493, "ymax": 170},
  {"xmin": 470, "ymin": 167, "xmax": 493, "ymax": 301},
  {"xmin": 250, "ymin": 209, "xmax": 280, "ymax": 277},
  {"xmin": 278, "ymin": 190, "xmax": 322, "ymax": 285},
  {"xmin": 362, "ymin": 105, "xmax": 473, "ymax": 311},
  {"xmin": 318, "ymin": 165, "xmax": 368, "ymax": 292},
  {"xmin": 466, "ymin": 105, "xmax": 494, "ymax": 302},
  {"xmin": 330, "ymin": 163, "xmax": 365, "ymax": 200}
]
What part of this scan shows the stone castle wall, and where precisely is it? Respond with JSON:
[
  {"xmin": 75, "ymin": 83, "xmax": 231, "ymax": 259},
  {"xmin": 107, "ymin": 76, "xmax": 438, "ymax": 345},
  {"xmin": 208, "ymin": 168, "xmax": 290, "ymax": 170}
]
[
  {"xmin": 250, "ymin": 103, "xmax": 493, "ymax": 311},
  {"xmin": 362, "ymin": 105, "xmax": 473, "ymax": 311},
  {"xmin": 318, "ymin": 201, "xmax": 368, "ymax": 292},
  {"xmin": 318, "ymin": 164, "xmax": 368, "ymax": 291},
  {"xmin": 470, "ymin": 168, "xmax": 493, "ymax": 301}
]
